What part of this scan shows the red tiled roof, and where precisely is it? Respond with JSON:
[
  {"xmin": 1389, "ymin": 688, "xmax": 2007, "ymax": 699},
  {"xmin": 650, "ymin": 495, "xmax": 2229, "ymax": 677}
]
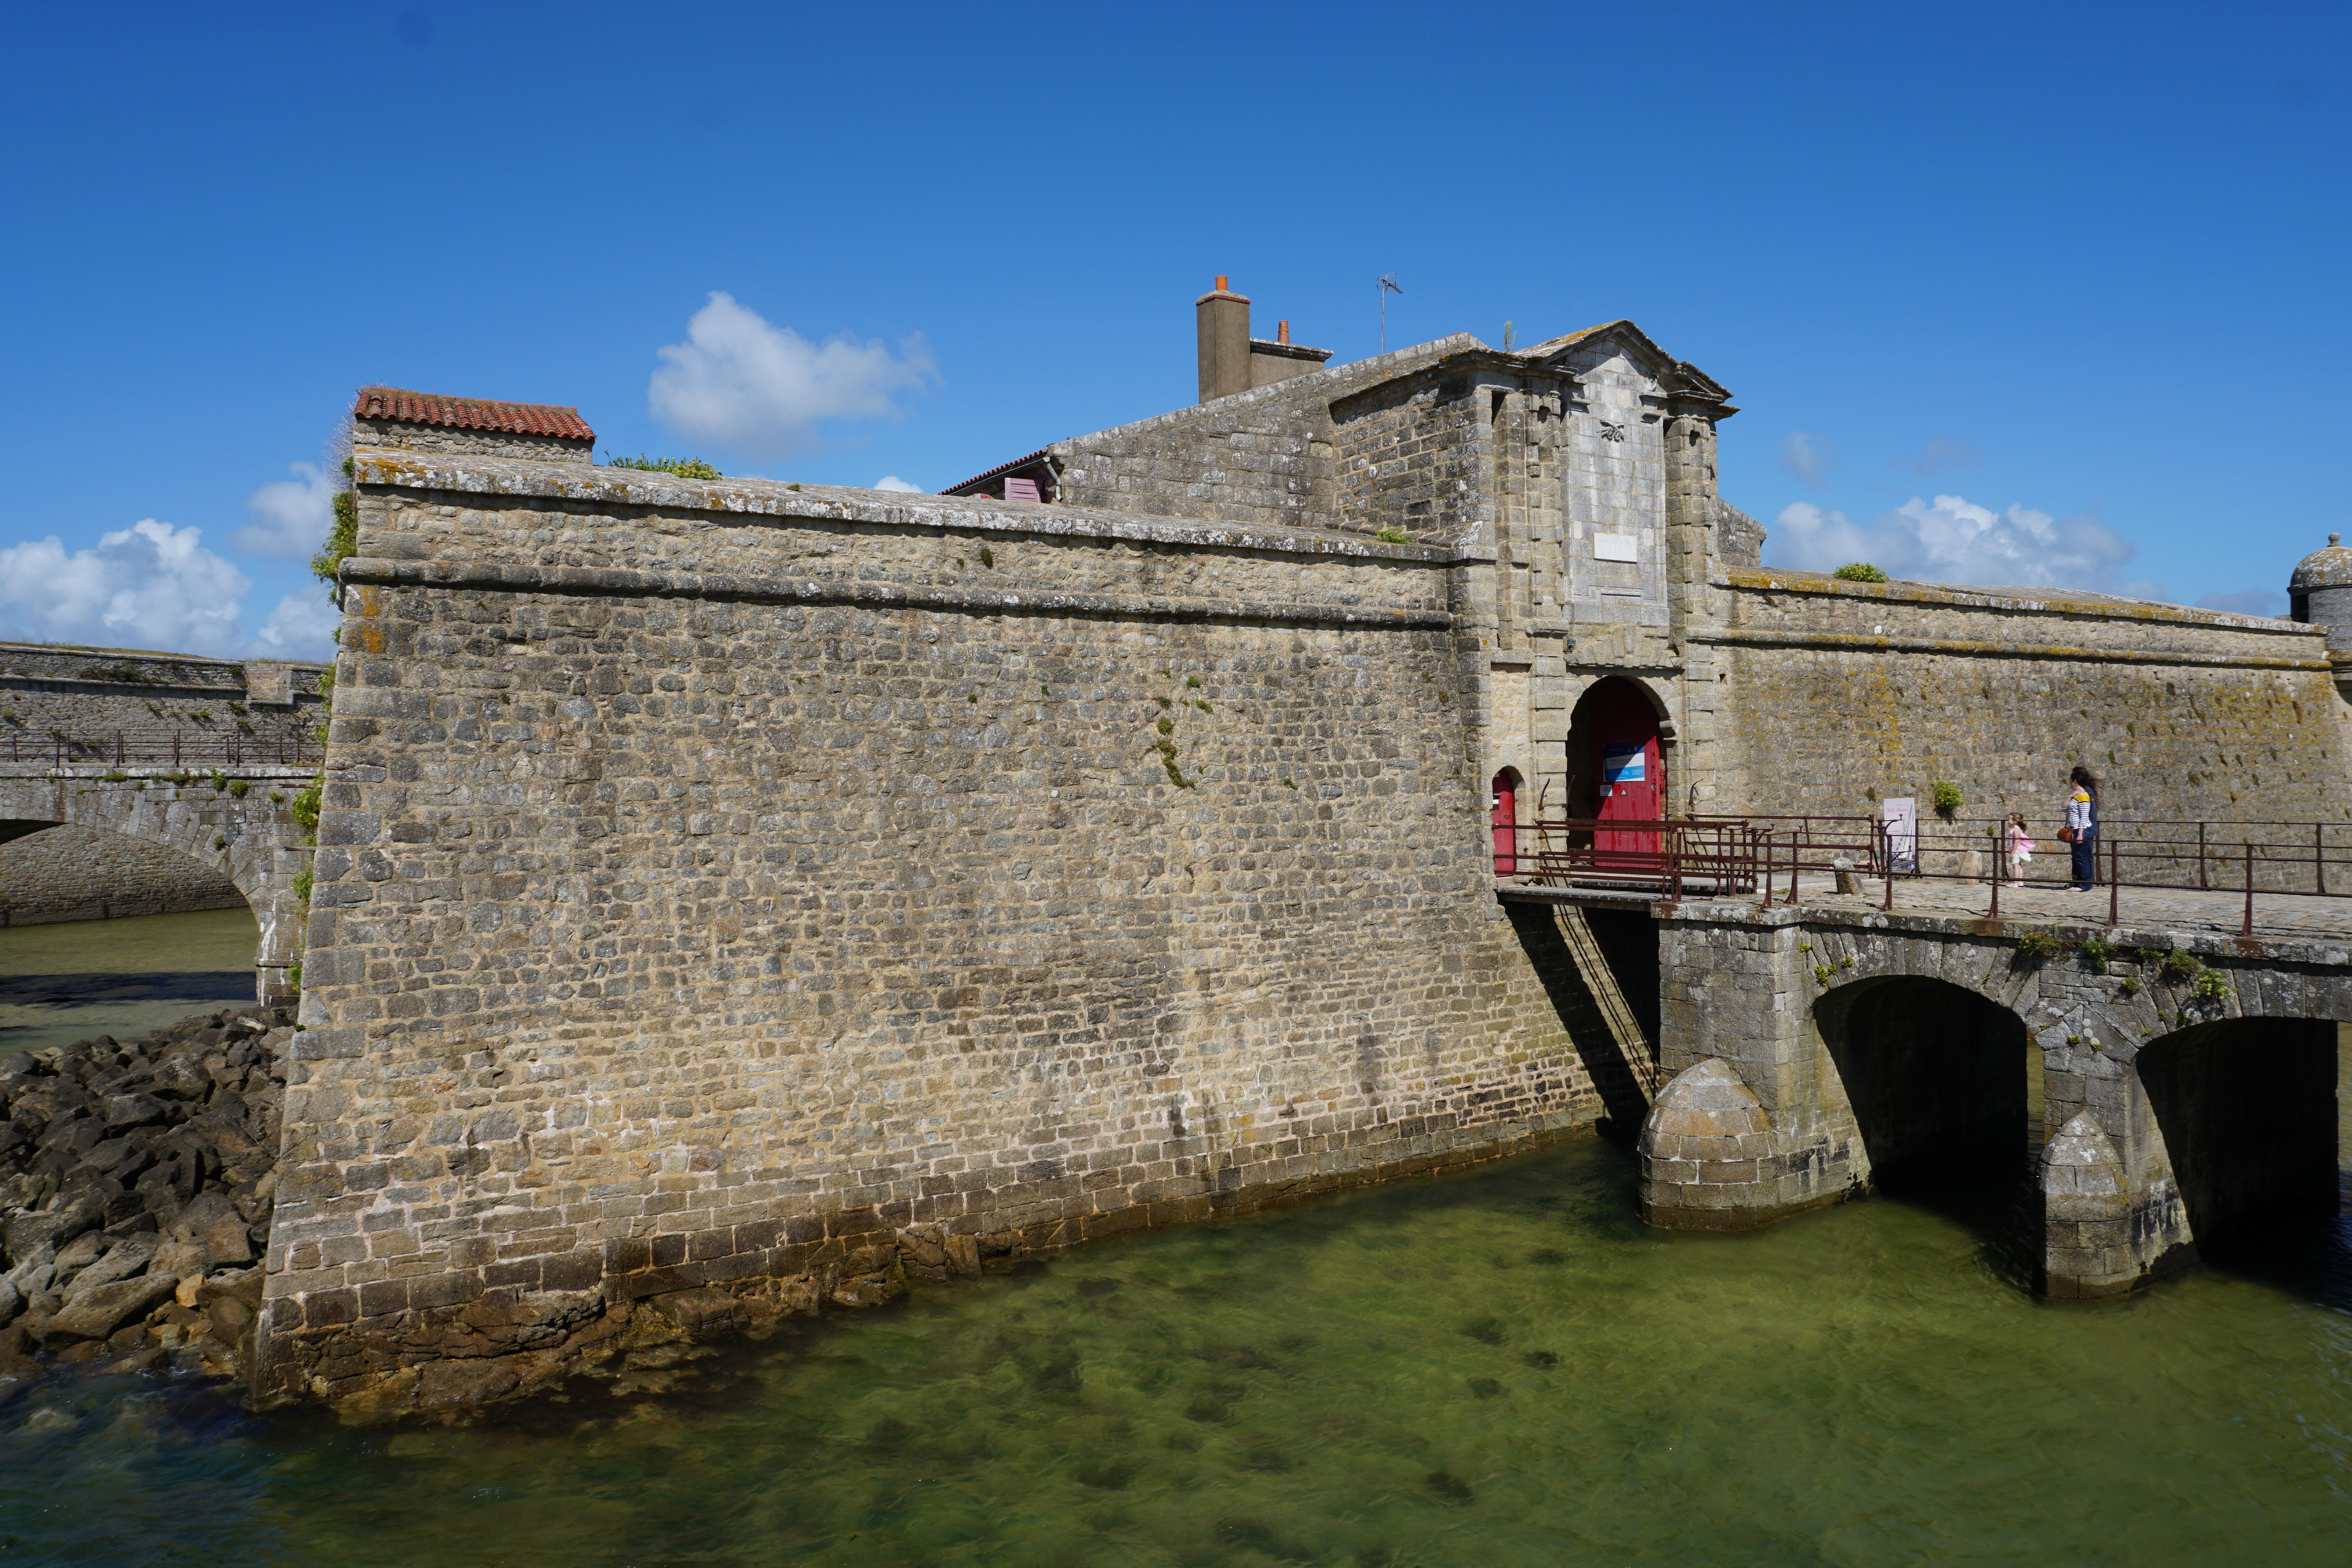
[
  {"xmin": 352, "ymin": 386, "xmax": 595, "ymax": 442},
  {"xmin": 940, "ymin": 444, "xmax": 1061, "ymax": 496}
]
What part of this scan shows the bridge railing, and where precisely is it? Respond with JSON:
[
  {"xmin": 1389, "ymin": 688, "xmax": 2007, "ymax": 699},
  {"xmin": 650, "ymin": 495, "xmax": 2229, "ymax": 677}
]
[
  {"xmin": 1508, "ymin": 811, "xmax": 2352, "ymax": 934},
  {"xmin": 2, "ymin": 728, "xmax": 321, "ymax": 770},
  {"xmin": 1512, "ymin": 818, "xmax": 1772, "ymax": 898}
]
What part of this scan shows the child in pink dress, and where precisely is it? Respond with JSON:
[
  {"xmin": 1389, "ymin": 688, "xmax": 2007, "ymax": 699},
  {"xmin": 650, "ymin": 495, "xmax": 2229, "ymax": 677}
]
[{"xmin": 2003, "ymin": 814, "xmax": 2034, "ymax": 887}]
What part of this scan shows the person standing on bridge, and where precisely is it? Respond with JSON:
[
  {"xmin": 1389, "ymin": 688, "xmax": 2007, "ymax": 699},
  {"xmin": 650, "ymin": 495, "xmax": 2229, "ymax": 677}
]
[{"xmin": 2062, "ymin": 767, "xmax": 2100, "ymax": 891}]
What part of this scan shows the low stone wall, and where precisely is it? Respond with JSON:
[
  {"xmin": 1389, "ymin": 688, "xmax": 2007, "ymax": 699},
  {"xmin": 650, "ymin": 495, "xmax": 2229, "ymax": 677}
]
[{"xmin": 0, "ymin": 824, "xmax": 245, "ymax": 925}]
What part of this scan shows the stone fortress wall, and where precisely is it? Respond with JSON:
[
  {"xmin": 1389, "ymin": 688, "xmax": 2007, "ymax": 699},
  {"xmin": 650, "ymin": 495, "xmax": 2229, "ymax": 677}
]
[
  {"xmin": 256, "ymin": 452, "xmax": 1640, "ymax": 1405},
  {"xmin": 246, "ymin": 302, "xmax": 2352, "ymax": 1407},
  {"xmin": 1690, "ymin": 568, "xmax": 2351, "ymax": 840}
]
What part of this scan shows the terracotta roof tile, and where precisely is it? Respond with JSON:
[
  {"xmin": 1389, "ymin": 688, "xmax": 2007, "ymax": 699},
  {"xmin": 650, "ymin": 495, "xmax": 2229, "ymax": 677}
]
[
  {"xmin": 352, "ymin": 386, "xmax": 594, "ymax": 442},
  {"xmin": 941, "ymin": 444, "xmax": 1061, "ymax": 496}
]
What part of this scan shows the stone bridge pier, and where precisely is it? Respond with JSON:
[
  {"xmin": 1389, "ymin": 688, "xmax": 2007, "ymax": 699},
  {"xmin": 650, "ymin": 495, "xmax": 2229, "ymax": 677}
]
[
  {"xmin": 1630, "ymin": 897, "xmax": 2351, "ymax": 1298},
  {"xmin": 0, "ymin": 767, "xmax": 315, "ymax": 1005}
]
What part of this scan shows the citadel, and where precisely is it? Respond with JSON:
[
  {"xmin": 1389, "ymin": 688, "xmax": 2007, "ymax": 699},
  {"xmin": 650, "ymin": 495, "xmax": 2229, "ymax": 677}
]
[{"xmin": 4, "ymin": 283, "xmax": 2350, "ymax": 1413}]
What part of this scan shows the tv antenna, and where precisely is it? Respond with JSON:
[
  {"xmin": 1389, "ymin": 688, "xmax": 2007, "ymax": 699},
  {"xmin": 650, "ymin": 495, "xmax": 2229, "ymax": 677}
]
[{"xmin": 1377, "ymin": 273, "xmax": 1404, "ymax": 352}]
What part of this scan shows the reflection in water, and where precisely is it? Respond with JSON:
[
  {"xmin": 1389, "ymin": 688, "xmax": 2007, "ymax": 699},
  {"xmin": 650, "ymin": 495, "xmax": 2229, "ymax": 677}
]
[
  {"xmin": 0, "ymin": 907, "xmax": 258, "ymax": 1054},
  {"xmin": 4, "ymin": 1135, "xmax": 2351, "ymax": 1566}
]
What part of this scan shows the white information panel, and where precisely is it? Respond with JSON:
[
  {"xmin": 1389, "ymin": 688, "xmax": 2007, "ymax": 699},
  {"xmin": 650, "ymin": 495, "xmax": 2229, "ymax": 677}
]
[
  {"xmin": 1880, "ymin": 797, "xmax": 1918, "ymax": 873},
  {"xmin": 1592, "ymin": 533, "xmax": 1639, "ymax": 562}
]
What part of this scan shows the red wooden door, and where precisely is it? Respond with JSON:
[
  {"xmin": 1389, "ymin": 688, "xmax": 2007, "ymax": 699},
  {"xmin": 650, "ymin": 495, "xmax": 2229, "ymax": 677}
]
[
  {"xmin": 1491, "ymin": 771, "xmax": 1519, "ymax": 875},
  {"xmin": 1589, "ymin": 682, "xmax": 1662, "ymax": 861}
]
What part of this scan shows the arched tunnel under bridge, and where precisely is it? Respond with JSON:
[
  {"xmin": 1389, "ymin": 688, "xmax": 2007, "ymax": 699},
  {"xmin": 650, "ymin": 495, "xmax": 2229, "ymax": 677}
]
[
  {"xmin": 0, "ymin": 771, "xmax": 314, "ymax": 1006},
  {"xmin": 1622, "ymin": 898, "xmax": 2352, "ymax": 1300}
]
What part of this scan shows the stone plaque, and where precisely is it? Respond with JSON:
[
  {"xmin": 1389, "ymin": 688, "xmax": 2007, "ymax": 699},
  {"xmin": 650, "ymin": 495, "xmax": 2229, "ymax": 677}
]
[{"xmin": 243, "ymin": 662, "xmax": 293, "ymax": 706}]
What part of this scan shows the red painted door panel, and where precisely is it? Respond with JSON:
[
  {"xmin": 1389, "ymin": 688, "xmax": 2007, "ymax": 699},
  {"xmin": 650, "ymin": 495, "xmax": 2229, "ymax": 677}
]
[
  {"xmin": 1588, "ymin": 681, "xmax": 1662, "ymax": 860},
  {"xmin": 1491, "ymin": 773, "xmax": 1518, "ymax": 875}
]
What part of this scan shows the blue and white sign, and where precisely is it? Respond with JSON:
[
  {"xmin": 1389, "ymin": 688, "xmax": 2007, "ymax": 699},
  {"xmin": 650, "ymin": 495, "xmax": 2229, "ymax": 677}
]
[{"xmin": 1601, "ymin": 743, "xmax": 1646, "ymax": 796}]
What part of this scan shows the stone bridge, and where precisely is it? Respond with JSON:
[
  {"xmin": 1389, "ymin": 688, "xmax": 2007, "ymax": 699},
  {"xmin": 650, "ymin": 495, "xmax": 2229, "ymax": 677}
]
[
  {"xmin": 1558, "ymin": 881, "xmax": 2352, "ymax": 1299},
  {"xmin": 0, "ymin": 768, "xmax": 315, "ymax": 1005},
  {"xmin": 0, "ymin": 641, "xmax": 328, "ymax": 1004}
]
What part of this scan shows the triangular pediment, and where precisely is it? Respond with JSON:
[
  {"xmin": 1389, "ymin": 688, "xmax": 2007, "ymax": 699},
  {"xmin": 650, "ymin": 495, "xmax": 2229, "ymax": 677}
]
[{"xmin": 1519, "ymin": 320, "xmax": 1730, "ymax": 403}]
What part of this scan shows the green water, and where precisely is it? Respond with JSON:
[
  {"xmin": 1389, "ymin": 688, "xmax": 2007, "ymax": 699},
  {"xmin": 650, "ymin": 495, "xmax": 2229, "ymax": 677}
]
[
  {"xmin": 4, "ymin": 1136, "xmax": 2349, "ymax": 1566},
  {"xmin": 0, "ymin": 908, "xmax": 259, "ymax": 1055}
]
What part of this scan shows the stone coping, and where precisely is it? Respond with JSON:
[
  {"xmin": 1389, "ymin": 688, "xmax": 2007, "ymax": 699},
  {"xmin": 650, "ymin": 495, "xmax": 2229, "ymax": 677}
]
[
  {"xmin": 1692, "ymin": 626, "xmax": 2330, "ymax": 671},
  {"xmin": 1719, "ymin": 566, "xmax": 2310, "ymax": 636},
  {"xmin": 350, "ymin": 449, "xmax": 1469, "ymax": 567},
  {"xmin": 336, "ymin": 557, "xmax": 1455, "ymax": 631},
  {"xmin": 1496, "ymin": 884, "xmax": 2352, "ymax": 967}
]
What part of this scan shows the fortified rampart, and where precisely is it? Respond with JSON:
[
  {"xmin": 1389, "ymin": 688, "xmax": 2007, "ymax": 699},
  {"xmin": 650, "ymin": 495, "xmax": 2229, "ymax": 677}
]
[
  {"xmin": 237, "ymin": 300, "xmax": 2352, "ymax": 1411},
  {"xmin": 1692, "ymin": 569, "xmax": 2349, "ymax": 831},
  {"xmin": 256, "ymin": 451, "xmax": 1642, "ymax": 1406}
]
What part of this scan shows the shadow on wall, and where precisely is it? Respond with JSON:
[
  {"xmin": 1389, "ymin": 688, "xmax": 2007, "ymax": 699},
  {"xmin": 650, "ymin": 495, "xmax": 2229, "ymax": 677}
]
[{"xmin": 1504, "ymin": 901, "xmax": 1660, "ymax": 1135}]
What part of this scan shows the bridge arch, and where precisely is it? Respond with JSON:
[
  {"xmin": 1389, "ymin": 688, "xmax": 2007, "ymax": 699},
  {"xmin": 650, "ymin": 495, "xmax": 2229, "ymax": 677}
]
[
  {"xmin": 1813, "ymin": 973, "xmax": 2032, "ymax": 1191},
  {"xmin": 0, "ymin": 771, "xmax": 309, "ymax": 1004},
  {"xmin": 2134, "ymin": 1017, "xmax": 2340, "ymax": 1262}
]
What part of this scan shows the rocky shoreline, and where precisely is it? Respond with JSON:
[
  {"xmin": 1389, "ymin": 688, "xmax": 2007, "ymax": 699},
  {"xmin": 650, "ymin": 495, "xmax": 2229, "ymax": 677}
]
[
  {"xmin": 0, "ymin": 1008, "xmax": 286, "ymax": 1401},
  {"xmin": 0, "ymin": 1007, "xmax": 1040, "ymax": 1422}
]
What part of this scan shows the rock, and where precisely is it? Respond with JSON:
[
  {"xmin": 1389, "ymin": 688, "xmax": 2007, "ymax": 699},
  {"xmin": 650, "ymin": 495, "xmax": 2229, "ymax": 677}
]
[
  {"xmin": 896, "ymin": 1227, "xmax": 948, "ymax": 1268},
  {"xmin": 52, "ymin": 1229, "xmax": 108, "ymax": 1279},
  {"xmin": 415, "ymin": 1357, "xmax": 521, "ymax": 1410},
  {"xmin": 0, "ymin": 1278, "xmax": 19, "ymax": 1327},
  {"xmin": 170, "ymin": 1192, "xmax": 253, "ymax": 1267},
  {"xmin": 205, "ymin": 1295, "xmax": 255, "ymax": 1338},
  {"xmin": 29, "ymin": 1273, "xmax": 178, "ymax": 1343},
  {"xmin": 150, "ymin": 1058, "xmax": 211, "ymax": 1101},
  {"xmin": 647, "ymin": 1288, "xmax": 749, "ymax": 1338},
  {"xmin": 151, "ymin": 1239, "xmax": 208, "ymax": 1281},
  {"xmin": 61, "ymin": 1235, "xmax": 159, "ymax": 1296},
  {"xmin": 102, "ymin": 1094, "xmax": 171, "ymax": 1132},
  {"xmin": 943, "ymin": 1233, "xmax": 983, "ymax": 1277},
  {"xmin": 3, "ymin": 1206, "xmax": 98, "ymax": 1268}
]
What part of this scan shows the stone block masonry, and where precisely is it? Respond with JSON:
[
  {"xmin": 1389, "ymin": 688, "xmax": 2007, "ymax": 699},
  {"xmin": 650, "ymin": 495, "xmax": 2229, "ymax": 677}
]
[{"xmin": 255, "ymin": 453, "xmax": 1618, "ymax": 1406}]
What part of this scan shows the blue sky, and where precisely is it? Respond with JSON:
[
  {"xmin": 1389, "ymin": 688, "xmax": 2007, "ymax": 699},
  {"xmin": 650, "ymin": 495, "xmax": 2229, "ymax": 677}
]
[{"xmin": 1, "ymin": 1, "xmax": 2344, "ymax": 658}]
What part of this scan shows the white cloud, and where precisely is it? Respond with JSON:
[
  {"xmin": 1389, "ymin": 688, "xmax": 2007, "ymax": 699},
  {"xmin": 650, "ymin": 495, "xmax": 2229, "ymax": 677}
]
[
  {"xmin": 249, "ymin": 591, "xmax": 343, "ymax": 658},
  {"xmin": 1897, "ymin": 436, "xmax": 1984, "ymax": 475},
  {"xmin": 233, "ymin": 461, "xmax": 336, "ymax": 559},
  {"xmin": 873, "ymin": 475, "xmax": 923, "ymax": 493},
  {"xmin": 648, "ymin": 292, "xmax": 937, "ymax": 462},
  {"xmin": 1768, "ymin": 493, "xmax": 2159, "ymax": 597},
  {"xmin": 2196, "ymin": 589, "xmax": 2286, "ymax": 617},
  {"xmin": 0, "ymin": 519, "xmax": 339, "ymax": 659},
  {"xmin": 1780, "ymin": 432, "xmax": 1838, "ymax": 486}
]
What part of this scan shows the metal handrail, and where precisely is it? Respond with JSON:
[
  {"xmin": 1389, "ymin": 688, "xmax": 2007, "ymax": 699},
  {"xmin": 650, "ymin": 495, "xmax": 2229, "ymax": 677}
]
[
  {"xmin": 1504, "ymin": 810, "xmax": 2352, "ymax": 930},
  {"xmin": 2, "ymin": 728, "xmax": 320, "ymax": 769}
]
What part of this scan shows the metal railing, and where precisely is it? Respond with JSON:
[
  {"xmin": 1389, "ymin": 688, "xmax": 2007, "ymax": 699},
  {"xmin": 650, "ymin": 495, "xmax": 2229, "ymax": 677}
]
[
  {"xmin": 1509, "ymin": 817, "xmax": 1770, "ymax": 899},
  {"xmin": 1503, "ymin": 812, "xmax": 2352, "ymax": 937},
  {"xmin": 2, "ymin": 728, "xmax": 320, "ymax": 770}
]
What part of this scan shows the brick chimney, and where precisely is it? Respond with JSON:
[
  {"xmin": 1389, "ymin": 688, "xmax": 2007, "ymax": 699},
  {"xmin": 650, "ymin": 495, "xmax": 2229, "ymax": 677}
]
[{"xmin": 1197, "ymin": 276, "xmax": 1251, "ymax": 403}]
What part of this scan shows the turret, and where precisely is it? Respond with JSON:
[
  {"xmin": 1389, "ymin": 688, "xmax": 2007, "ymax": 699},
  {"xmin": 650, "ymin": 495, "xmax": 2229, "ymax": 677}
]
[{"xmin": 2288, "ymin": 533, "xmax": 2352, "ymax": 650}]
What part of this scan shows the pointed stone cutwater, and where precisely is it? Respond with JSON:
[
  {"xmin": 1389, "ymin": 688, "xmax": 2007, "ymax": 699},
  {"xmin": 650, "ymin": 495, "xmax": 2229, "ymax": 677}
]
[
  {"xmin": 2040, "ymin": 1113, "xmax": 2139, "ymax": 1299},
  {"xmin": 1636, "ymin": 1058, "xmax": 1783, "ymax": 1230}
]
